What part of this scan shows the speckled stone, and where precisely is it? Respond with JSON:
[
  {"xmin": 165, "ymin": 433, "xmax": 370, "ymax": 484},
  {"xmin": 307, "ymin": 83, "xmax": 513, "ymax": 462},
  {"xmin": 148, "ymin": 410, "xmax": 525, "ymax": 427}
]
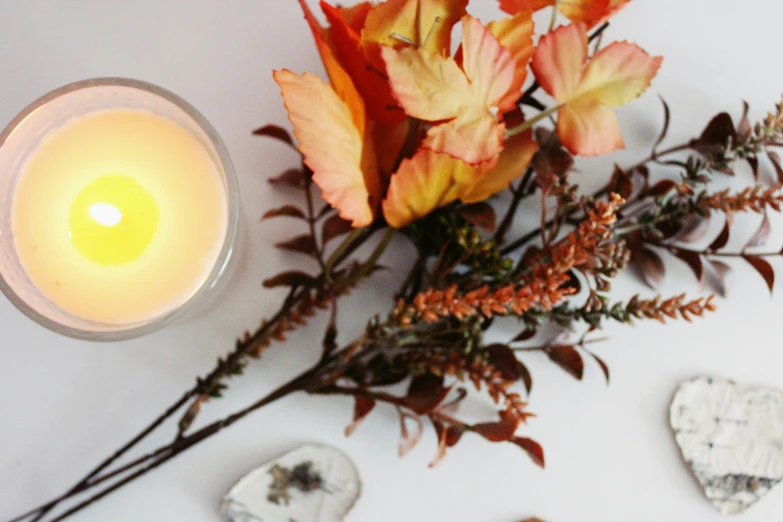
[
  {"xmin": 670, "ymin": 376, "xmax": 783, "ymax": 515},
  {"xmin": 221, "ymin": 444, "xmax": 361, "ymax": 522}
]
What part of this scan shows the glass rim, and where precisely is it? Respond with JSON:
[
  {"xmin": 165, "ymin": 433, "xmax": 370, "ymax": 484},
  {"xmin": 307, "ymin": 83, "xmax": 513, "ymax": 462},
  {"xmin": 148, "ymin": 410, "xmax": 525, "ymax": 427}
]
[{"xmin": 0, "ymin": 77, "xmax": 240, "ymax": 342}]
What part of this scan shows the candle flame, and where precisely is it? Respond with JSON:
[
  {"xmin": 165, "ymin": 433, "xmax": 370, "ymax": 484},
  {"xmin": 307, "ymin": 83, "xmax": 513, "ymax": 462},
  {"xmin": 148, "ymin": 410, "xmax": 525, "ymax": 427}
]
[{"xmin": 88, "ymin": 202, "xmax": 123, "ymax": 227}]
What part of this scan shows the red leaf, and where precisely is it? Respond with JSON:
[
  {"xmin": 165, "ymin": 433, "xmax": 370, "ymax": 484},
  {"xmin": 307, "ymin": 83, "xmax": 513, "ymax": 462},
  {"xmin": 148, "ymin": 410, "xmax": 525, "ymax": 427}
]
[
  {"xmin": 345, "ymin": 396, "xmax": 376, "ymax": 437},
  {"xmin": 269, "ymin": 168, "xmax": 306, "ymax": 187},
  {"xmin": 276, "ymin": 234, "xmax": 318, "ymax": 257},
  {"xmin": 645, "ymin": 179, "xmax": 677, "ymax": 198},
  {"xmin": 486, "ymin": 344, "xmax": 522, "ymax": 381},
  {"xmin": 747, "ymin": 156, "xmax": 759, "ymax": 180},
  {"xmin": 262, "ymin": 270, "xmax": 317, "ymax": 288},
  {"xmin": 429, "ymin": 421, "xmax": 465, "ymax": 468},
  {"xmin": 676, "ymin": 249, "xmax": 704, "ymax": 285},
  {"xmin": 398, "ymin": 410, "xmax": 423, "ymax": 457},
  {"xmin": 262, "ymin": 204, "xmax": 306, "ymax": 220},
  {"xmin": 745, "ymin": 212, "xmax": 771, "ymax": 248},
  {"xmin": 512, "ymin": 328, "xmax": 537, "ymax": 343},
  {"xmin": 547, "ymin": 344, "xmax": 584, "ymax": 380},
  {"xmin": 744, "ymin": 256, "xmax": 775, "ymax": 293},
  {"xmin": 698, "ymin": 112, "xmax": 736, "ymax": 147},
  {"xmin": 674, "ymin": 216, "xmax": 710, "ymax": 244},
  {"xmin": 708, "ymin": 260, "xmax": 732, "ymax": 298},
  {"xmin": 473, "ymin": 409, "xmax": 520, "ymax": 442},
  {"xmin": 635, "ymin": 248, "xmax": 665, "ymax": 290},
  {"xmin": 457, "ymin": 202, "xmax": 496, "ymax": 232},
  {"xmin": 253, "ymin": 124, "xmax": 295, "ymax": 147},
  {"xmin": 709, "ymin": 216, "xmax": 731, "ymax": 251},
  {"xmin": 608, "ymin": 164, "xmax": 633, "ymax": 199},
  {"xmin": 404, "ymin": 374, "xmax": 450, "ymax": 415},
  {"xmin": 737, "ymin": 101, "xmax": 751, "ymax": 139},
  {"xmin": 321, "ymin": 214, "xmax": 353, "ymax": 245},
  {"xmin": 518, "ymin": 361, "xmax": 533, "ymax": 395},
  {"xmin": 511, "ymin": 437, "xmax": 545, "ymax": 468}
]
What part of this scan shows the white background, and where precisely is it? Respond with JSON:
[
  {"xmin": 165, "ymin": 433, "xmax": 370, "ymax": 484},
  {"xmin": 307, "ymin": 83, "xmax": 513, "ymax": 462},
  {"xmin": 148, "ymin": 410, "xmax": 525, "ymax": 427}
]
[{"xmin": 2, "ymin": 1, "xmax": 783, "ymax": 521}]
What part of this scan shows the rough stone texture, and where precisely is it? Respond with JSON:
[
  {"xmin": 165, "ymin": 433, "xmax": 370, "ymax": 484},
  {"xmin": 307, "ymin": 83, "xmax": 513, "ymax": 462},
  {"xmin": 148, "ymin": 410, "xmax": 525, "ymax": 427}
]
[
  {"xmin": 670, "ymin": 376, "xmax": 783, "ymax": 515},
  {"xmin": 221, "ymin": 444, "xmax": 361, "ymax": 522}
]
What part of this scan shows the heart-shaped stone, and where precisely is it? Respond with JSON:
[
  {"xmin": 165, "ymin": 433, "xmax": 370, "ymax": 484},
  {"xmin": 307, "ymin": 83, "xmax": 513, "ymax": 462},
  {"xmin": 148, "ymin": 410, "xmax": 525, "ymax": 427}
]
[
  {"xmin": 670, "ymin": 376, "xmax": 783, "ymax": 515},
  {"xmin": 221, "ymin": 444, "xmax": 361, "ymax": 522}
]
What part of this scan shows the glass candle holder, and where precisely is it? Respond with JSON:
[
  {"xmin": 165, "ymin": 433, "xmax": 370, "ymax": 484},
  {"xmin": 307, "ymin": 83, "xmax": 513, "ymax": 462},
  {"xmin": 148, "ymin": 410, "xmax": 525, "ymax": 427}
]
[{"xmin": 0, "ymin": 78, "xmax": 239, "ymax": 341}]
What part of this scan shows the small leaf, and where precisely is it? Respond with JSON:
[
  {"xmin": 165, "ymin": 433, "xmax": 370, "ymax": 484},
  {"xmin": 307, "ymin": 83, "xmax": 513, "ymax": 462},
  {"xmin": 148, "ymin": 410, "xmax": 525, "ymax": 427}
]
[
  {"xmin": 747, "ymin": 155, "xmax": 759, "ymax": 180},
  {"xmin": 486, "ymin": 344, "xmax": 522, "ymax": 381},
  {"xmin": 697, "ymin": 112, "xmax": 736, "ymax": 147},
  {"xmin": 512, "ymin": 328, "xmax": 537, "ymax": 343},
  {"xmin": 398, "ymin": 410, "xmax": 423, "ymax": 457},
  {"xmin": 262, "ymin": 204, "xmax": 306, "ymax": 220},
  {"xmin": 768, "ymin": 151, "xmax": 783, "ymax": 183},
  {"xmin": 744, "ymin": 256, "xmax": 774, "ymax": 293},
  {"xmin": 652, "ymin": 96, "xmax": 671, "ymax": 153},
  {"xmin": 674, "ymin": 216, "xmax": 710, "ymax": 244},
  {"xmin": 253, "ymin": 124, "xmax": 295, "ymax": 147},
  {"xmin": 510, "ymin": 437, "xmax": 545, "ymax": 468},
  {"xmin": 269, "ymin": 168, "xmax": 306, "ymax": 187},
  {"xmin": 345, "ymin": 396, "xmax": 376, "ymax": 437},
  {"xmin": 708, "ymin": 260, "xmax": 732, "ymax": 298},
  {"xmin": 518, "ymin": 360, "xmax": 533, "ymax": 395},
  {"xmin": 457, "ymin": 202, "xmax": 496, "ymax": 232},
  {"xmin": 709, "ymin": 216, "xmax": 731, "ymax": 252},
  {"xmin": 262, "ymin": 270, "xmax": 317, "ymax": 288},
  {"xmin": 473, "ymin": 410, "xmax": 519, "ymax": 442},
  {"xmin": 404, "ymin": 374, "xmax": 450, "ymax": 415},
  {"xmin": 563, "ymin": 269, "xmax": 582, "ymax": 293},
  {"xmin": 322, "ymin": 322, "xmax": 338, "ymax": 357},
  {"xmin": 737, "ymin": 101, "xmax": 751, "ymax": 139},
  {"xmin": 429, "ymin": 422, "xmax": 465, "ymax": 468},
  {"xmin": 321, "ymin": 214, "xmax": 354, "ymax": 245},
  {"xmin": 745, "ymin": 212, "xmax": 771, "ymax": 248},
  {"xmin": 607, "ymin": 165, "xmax": 633, "ymax": 199},
  {"xmin": 635, "ymin": 248, "xmax": 665, "ymax": 290},
  {"xmin": 675, "ymin": 249, "xmax": 704, "ymax": 285},
  {"xmin": 645, "ymin": 179, "xmax": 677, "ymax": 198},
  {"xmin": 589, "ymin": 352, "xmax": 610, "ymax": 384},
  {"xmin": 276, "ymin": 235, "xmax": 318, "ymax": 257},
  {"xmin": 547, "ymin": 344, "xmax": 584, "ymax": 380}
]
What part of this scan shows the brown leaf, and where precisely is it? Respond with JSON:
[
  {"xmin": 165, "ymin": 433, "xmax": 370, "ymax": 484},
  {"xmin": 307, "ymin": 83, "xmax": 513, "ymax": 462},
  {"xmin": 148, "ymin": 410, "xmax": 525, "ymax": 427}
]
[
  {"xmin": 518, "ymin": 361, "xmax": 533, "ymax": 395},
  {"xmin": 457, "ymin": 202, "xmax": 496, "ymax": 232},
  {"xmin": 745, "ymin": 212, "xmax": 771, "ymax": 248},
  {"xmin": 262, "ymin": 270, "xmax": 317, "ymax": 288},
  {"xmin": 589, "ymin": 352, "xmax": 610, "ymax": 384},
  {"xmin": 652, "ymin": 96, "xmax": 671, "ymax": 153},
  {"xmin": 430, "ymin": 421, "xmax": 465, "ymax": 468},
  {"xmin": 635, "ymin": 248, "xmax": 665, "ymax": 290},
  {"xmin": 404, "ymin": 374, "xmax": 450, "ymax": 415},
  {"xmin": 473, "ymin": 409, "xmax": 520, "ymax": 442},
  {"xmin": 645, "ymin": 179, "xmax": 678, "ymax": 198},
  {"xmin": 768, "ymin": 151, "xmax": 783, "ymax": 183},
  {"xmin": 563, "ymin": 270, "xmax": 582, "ymax": 293},
  {"xmin": 744, "ymin": 256, "xmax": 775, "ymax": 293},
  {"xmin": 276, "ymin": 234, "xmax": 318, "ymax": 257},
  {"xmin": 398, "ymin": 410, "xmax": 423, "ymax": 457},
  {"xmin": 709, "ymin": 216, "xmax": 731, "ymax": 251},
  {"xmin": 697, "ymin": 112, "xmax": 736, "ymax": 148},
  {"xmin": 708, "ymin": 260, "xmax": 732, "ymax": 298},
  {"xmin": 511, "ymin": 437, "xmax": 545, "ymax": 468},
  {"xmin": 737, "ymin": 101, "xmax": 751, "ymax": 139},
  {"xmin": 486, "ymin": 344, "xmax": 522, "ymax": 381},
  {"xmin": 262, "ymin": 204, "xmax": 306, "ymax": 221},
  {"xmin": 547, "ymin": 344, "xmax": 584, "ymax": 380},
  {"xmin": 512, "ymin": 328, "xmax": 537, "ymax": 343},
  {"xmin": 269, "ymin": 168, "xmax": 306, "ymax": 187},
  {"xmin": 676, "ymin": 250, "xmax": 704, "ymax": 285},
  {"xmin": 345, "ymin": 396, "xmax": 376, "ymax": 437},
  {"xmin": 321, "ymin": 214, "xmax": 353, "ymax": 245},
  {"xmin": 253, "ymin": 124, "xmax": 295, "ymax": 147},
  {"xmin": 608, "ymin": 165, "xmax": 633, "ymax": 199},
  {"xmin": 673, "ymin": 215, "xmax": 709, "ymax": 244},
  {"xmin": 747, "ymin": 156, "xmax": 759, "ymax": 180}
]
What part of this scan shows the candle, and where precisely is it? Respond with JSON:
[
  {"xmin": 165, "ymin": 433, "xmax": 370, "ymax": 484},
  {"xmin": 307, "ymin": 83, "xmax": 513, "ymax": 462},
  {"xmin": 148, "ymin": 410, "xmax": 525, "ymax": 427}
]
[{"xmin": 0, "ymin": 79, "xmax": 237, "ymax": 337}]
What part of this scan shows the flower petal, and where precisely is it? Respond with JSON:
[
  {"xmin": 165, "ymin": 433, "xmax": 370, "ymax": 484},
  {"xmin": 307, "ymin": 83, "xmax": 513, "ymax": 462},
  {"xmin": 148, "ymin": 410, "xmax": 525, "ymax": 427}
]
[
  {"xmin": 461, "ymin": 131, "xmax": 539, "ymax": 202},
  {"xmin": 274, "ymin": 70, "xmax": 378, "ymax": 227},
  {"xmin": 383, "ymin": 149, "xmax": 478, "ymax": 228}
]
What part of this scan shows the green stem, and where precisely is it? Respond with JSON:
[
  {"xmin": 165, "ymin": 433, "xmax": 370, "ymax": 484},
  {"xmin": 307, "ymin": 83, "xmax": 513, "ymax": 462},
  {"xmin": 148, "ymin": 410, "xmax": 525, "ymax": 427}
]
[
  {"xmin": 506, "ymin": 105, "xmax": 561, "ymax": 139},
  {"xmin": 324, "ymin": 228, "xmax": 364, "ymax": 280},
  {"xmin": 352, "ymin": 228, "xmax": 395, "ymax": 282}
]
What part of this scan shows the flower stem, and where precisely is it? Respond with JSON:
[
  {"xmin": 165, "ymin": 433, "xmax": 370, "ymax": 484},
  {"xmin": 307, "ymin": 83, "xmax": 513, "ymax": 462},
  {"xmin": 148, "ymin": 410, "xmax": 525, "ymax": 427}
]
[{"xmin": 506, "ymin": 105, "xmax": 561, "ymax": 139}]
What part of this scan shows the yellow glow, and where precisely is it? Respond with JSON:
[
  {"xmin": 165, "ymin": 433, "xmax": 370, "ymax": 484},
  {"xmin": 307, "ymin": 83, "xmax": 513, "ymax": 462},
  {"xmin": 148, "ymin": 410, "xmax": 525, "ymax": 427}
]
[{"xmin": 69, "ymin": 175, "xmax": 158, "ymax": 265}]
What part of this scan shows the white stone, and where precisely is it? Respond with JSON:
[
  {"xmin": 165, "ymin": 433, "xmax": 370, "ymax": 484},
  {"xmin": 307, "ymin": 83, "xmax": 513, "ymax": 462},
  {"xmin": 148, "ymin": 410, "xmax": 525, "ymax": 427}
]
[
  {"xmin": 221, "ymin": 444, "xmax": 361, "ymax": 522},
  {"xmin": 670, "ymin": 376, "xmax": 783, "ymax": 515}
]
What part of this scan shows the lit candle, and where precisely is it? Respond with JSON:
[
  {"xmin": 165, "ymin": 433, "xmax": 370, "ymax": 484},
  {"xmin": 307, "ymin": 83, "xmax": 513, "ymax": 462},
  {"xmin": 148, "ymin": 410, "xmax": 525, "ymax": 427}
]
[{"xmin": 0, "ymin": 79, "xmax": 237, "ymax": 336}]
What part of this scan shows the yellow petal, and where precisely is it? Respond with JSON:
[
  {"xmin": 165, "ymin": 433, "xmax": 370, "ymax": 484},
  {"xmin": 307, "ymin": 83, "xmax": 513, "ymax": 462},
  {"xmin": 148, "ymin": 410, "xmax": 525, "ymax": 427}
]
[
  {"xmin": 382, "ymin": 149, "xmax": 478, "ymax": 228},
  {"xmin": 274, "ymin": 70, "xmax": 378, "ymax": 227},
  {"xmin": 461, "ymin": 131, "xmax": 539, "ymax": 203},
  {"xmin": 363, "ymin": 0, "xmax": 468, "ymax": 53}
]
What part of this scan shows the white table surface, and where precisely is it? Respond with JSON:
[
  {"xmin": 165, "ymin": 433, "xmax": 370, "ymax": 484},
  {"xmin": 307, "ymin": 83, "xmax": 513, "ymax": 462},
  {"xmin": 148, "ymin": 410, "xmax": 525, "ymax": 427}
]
[{"xmin": 3, "ymin": 1, "xmax": 783, "ymax": 521}]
